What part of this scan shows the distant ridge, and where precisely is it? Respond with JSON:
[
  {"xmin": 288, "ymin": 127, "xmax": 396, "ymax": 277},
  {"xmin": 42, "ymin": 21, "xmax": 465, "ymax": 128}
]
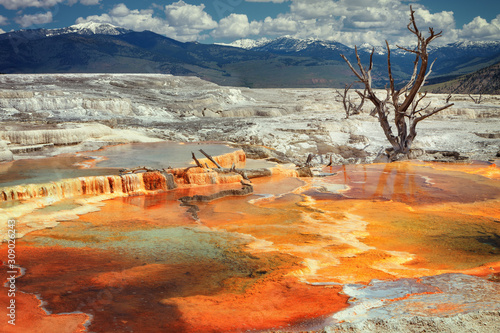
[
  {"xmin": 0, "ymin": 22, "xmax": 499, "ymax": 91},
  {"xmin": 249, "ymin": 36, "xmax": 352, "ymax": 56},
  {"xmin": 425, "ymin": 61, "xmax": 500, "ymax": 95}
]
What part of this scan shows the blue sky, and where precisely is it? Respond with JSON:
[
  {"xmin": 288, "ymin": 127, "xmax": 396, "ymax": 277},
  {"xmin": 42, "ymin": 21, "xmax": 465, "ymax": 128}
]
[{"xmin": 0, "ymin": 0, "xmax": 499, "ymax": 46}]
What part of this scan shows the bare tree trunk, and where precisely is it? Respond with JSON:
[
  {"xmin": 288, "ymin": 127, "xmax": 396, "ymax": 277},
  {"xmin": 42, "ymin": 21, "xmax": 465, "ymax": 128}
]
[
  {"xmin": 336, "ymin": 83, "xmax": 365, "ymax": 118},
  {"xmin": 341, "ymin": 6, "xmax": 453, "ymax": 160}
]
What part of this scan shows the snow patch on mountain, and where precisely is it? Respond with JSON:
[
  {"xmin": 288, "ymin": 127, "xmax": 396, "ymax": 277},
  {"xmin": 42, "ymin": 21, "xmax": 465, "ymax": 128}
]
[
  {"xmin": 252, "ymin": 36, "xmax": 350, "ymax": 53},
  {"xmin": 450, "ymin": 40, "xmax": 500, "ymax": 49},
  {"xmin": 45, "ymin": 22, "xmax": 131, "ymax": 37},
  {"xmin": 217, "ymin": 38, "xmax": 271, "ymax": 49},
  {"xmin": 248, "ymin": 36, "xmax": 500, "ymax": 57}
]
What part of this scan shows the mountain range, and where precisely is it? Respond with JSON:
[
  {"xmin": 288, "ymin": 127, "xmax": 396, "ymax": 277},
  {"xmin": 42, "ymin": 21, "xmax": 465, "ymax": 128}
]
[{"xmin": 1, "ymin": 22, "xmax": 499, "ymax": 91}]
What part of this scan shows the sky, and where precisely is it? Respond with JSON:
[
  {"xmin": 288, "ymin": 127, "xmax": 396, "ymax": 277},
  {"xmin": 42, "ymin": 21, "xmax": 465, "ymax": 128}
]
[{"xmin": 0, "ymin": 0, "xmax": 499, "ymax": 46}]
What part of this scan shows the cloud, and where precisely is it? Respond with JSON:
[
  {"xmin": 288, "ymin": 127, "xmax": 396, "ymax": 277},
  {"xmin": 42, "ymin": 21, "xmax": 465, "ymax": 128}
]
[
  {"xmin": 414, "ymin": 7, "xmax": 455, "ymax": 33},
  {"xmin": 79, "ymin": 0, "xmax": 99, "ymax": 4},
  {"xmin": 261, "ymin": 14, "xmax": 298, "ymax": 35},
  {"xmin": 69, "ymin": 0, "xmax": 499, "ymax": 46},
  {"xmin": 212, "ymin": 13, "xmax": 261, "ymax": 38},
  {"xmin": 0, "ymin": 0, "xmax": 100, "ymax": 9},
  {"xmin": 0, "ymin": 0, "xmax": 98, "ymax": 10},
  {"xmin": 290, "ymin": 0, "xmax": 337, "ymax": 19},
  {"xmin": 67, "ymin": 0, "xmax": 100, "ymax": 5},
  {"xmin": 76, "ymin": 6, "xmax": 175, "ymax": 37},
  {"xmin": 77, "ymin": 2, "xmax": 217, "ymax": 42},
  {"xmin": 164, "ymin": 1, "xmax": 217, "ymax": 32},
  {"xmin": 109, "ymin": 3, "xmax": 129, "ymax": 17},
  {"xmin": 459, "ymin": 15, "xmax": 500, "ymax": 41},
  {"xmin": 0, "ymin": 15, "xmax": 8, "ymax": 25},
  {"xmin": 14, "ymin": 11, "xmax": 52, "ymax": 28},
  {"xmin": 237, "ymin": 0, "xmax": 460, "ymax": 47},
  {"xmin": 0, "ymin": 0, "xmax": 64, "ymax": 10}
]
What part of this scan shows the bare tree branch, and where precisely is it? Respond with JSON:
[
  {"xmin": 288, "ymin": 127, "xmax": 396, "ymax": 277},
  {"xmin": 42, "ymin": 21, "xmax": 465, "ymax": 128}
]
[
  {"xmin": 340, "ymin": 5, "xmax": 455, "ymax": 159},
  {"xmin": 468, "ymin": 93, "xmax": 482, "ymax": 104}
]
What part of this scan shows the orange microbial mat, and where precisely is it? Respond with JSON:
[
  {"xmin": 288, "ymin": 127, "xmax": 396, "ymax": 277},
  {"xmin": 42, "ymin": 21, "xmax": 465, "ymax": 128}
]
[{"xmin": 1, "ymin": 159, "xmax": 499, "ymax": 332}]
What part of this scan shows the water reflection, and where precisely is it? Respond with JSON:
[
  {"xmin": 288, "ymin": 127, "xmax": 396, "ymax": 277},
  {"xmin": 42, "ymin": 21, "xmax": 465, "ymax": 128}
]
[{"xmin": 327, "ymin": 161, "xmax": 500, "ymax": 204}]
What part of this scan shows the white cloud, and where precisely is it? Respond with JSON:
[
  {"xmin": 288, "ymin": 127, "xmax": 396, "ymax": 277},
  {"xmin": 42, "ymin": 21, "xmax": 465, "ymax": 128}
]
[
  {"xmin": 0, "ymin": 0, "xmax": 64, "ymax": 10},
  {"xmin": 67, "ymin": 0, "xmax": 100, "ymax": 5},
  {"xmin": 459, "ymin": 15, "xmax": 500, "ymax": 41},
  {"xmin": 261, "ymin": 14, "xmax": 298, "ymax": 35},
  {"xmin": 14, "ymin": 11, "xmax": 52, "ymax": 28},
  {"xmin": 290, "ymin": 0, "xmax": 337, "ymax": 19},
  {"xmin": 109, "ymin": 3, "xmax": 130, "ymax": 17},
  {"xmin": 212, "ymin": 13, "xmax": 262, "ymax": 38},
  {"xmin": 164, "ymin": 1, "xmax": 217, "ymax": 37},
  {"xmin": 242, "ymin": 0, "xmax": 460, "ymax": 47},
  {"xmin": 0, "ymin": 0, "xmax": 99, "ymax": 9},
  {"xmin": 0, "ymin": 28, "xmax": 5, "ymax": 33},
  {"xmin": 76, "ymin": 6, "xmax": 175, "ymax": 37},
  {"xmin": 413, "ymin": 8, "xmax": 455, "ymax": 33},
  {"xmin": 79, "ymin": 0, "xmax": 100, "ymax": 5},
  {"xmin": 66, "ymin": 0, "xmax": 498, "ymax": 46},
  {"xmin": 0, "ymin": 15, "xmax": 8, "ymax": 25}
]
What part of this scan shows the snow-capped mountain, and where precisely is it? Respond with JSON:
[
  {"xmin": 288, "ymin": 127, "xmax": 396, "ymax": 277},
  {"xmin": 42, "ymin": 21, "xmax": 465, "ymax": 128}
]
[
  {"xmin": 250, "ymin": 36, "xmax": 352, "ymax": 55},
  {"xmin": 357, "ymin": 43, "xmax": 388, "ymax": 55},
  {"xmin": 447, "ymin": 40, "xmax": 500, "ymax": 49},
  {"xmin": 0, "ymin": 22, "xmax": 131, "ymax": 41},
  {"xmin": 431, "ymin": 40, "xmax": 500, "ymax": 58},
  {"xmin": 216, "ymin": 38, "xmax": 270, "ymax": 49},
  {"xmin": 240, "ymin": 35, "xmax": 500, "ymax": 59},
  {"xmin": 46, "ymin": 22, "xmax": 132, "ymax": 37}
]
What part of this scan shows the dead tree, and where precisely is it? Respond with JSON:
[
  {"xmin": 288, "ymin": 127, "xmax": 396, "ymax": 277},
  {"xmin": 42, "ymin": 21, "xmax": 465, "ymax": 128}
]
[
  {"xmin": 199, "ymin": 149, "xmax": 222, "ymax": 169},
  {"xmin": 445, "ymin": 93, "xmax": 453, "ymax": 104},
  {"xmin": 336, "ymin": 83, "xmax": 365, "ymax": 118},
  {"xmin": 340, "ymin": 6, "xmax": 454, "ymax": 160},
  {"xmin": 191, "ymin": 152, "xmax": 203, "ymax": 168},
  {"xmin": 468, "ymin": 93, "xmax": 482, "ymax": 104}
]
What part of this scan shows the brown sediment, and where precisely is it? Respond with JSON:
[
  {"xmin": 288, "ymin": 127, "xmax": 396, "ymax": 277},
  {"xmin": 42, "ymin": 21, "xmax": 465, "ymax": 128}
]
[
  {"xmin": 0, "ymin": 260, "xmax": 89, "ymax": 333},
  {"xmin": 142, "ymin": 172, "xmax": 168, "ymax": 191},
  {"xmin": 179, "ymin": 183, "xmax": 253, "ymax": 203}
]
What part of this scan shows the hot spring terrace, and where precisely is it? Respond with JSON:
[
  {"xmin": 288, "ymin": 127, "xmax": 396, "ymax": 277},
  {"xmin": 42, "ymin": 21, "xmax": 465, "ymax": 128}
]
[
  {"xmin": 0, "ymin": 74, "xmax": 499, "ymax": 332},
  {"xmin": 0, "ymin": 141, "xmax": 499, "ymax": 333}
]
